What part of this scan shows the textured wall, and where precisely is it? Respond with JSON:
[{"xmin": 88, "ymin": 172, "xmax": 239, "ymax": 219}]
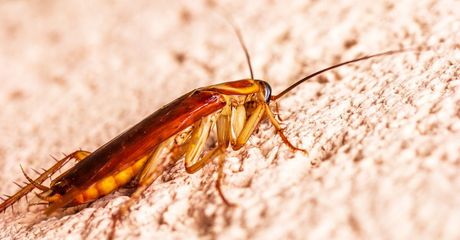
[{"xmin": 0, "ymin": 1, "xmax": 459, "ymax": 239}]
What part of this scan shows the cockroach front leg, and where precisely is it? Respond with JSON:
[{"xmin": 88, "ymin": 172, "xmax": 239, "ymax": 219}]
[
  {"xmin": 184, "ymin": 102, "xmax": 266, "ymax": 206},
  {"xmin": 264, "ymin": 104, "xmax": 308, "ymax": 154}
]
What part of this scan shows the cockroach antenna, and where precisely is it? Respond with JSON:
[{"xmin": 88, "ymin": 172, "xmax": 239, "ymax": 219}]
[
  {"xmin": 216, "ymin": 12, "xmax": 255, "ymax": 80},
  {"xmin": 232, "ymin": 26, "xmax": 254, "ymax": 80},
  {"xmin": 271, "ymin": 48, "xmax": 418, "ymax": 101}
]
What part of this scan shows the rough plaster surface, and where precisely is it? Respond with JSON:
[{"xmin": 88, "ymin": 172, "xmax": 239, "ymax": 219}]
[{"xmin": 0, "ymin": 1, "xmax": 459, "ymax": 239}]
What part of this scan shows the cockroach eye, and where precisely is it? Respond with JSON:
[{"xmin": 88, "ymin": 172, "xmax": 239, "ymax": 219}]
[{"xmin": 261, "ymin": 81, "xmax": 272, "ymax": 103}]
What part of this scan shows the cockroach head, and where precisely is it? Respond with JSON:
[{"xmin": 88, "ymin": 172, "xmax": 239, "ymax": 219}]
[{"xmin": 259, "ymin": 80, "xmax": 272, "ymax": 103}]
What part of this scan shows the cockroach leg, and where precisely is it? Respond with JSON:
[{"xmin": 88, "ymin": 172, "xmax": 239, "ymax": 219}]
[
  {"xmin": 183, "ymin": 102, "xmax": 266, "ymax": 206},
  {"xmin": 216, "ymin": 107, "xmax": 231, "ymax": 148},
  {"xmin": 273, "ymin": 101, "xmax": 284, "ymax": 122},
  {"xmin": 28, "ymin": 202, "xmax": 49, "ymax": 207},
  {"xmin": 177, "ymin": 105, "xmax": 237, "ymax": 205},
  {"xmin": 12, "ymin": 181, "xmax": 23, "ymax": 188},
  {"xmin": 0, "ymin": 150, "xmax": 91, "ymax": 213},
  {"xmin": 20, "ymin": 165, "xmax": 49, "ymax": 191},
  {"xmin": 184, "ymin": 115, "xmax": 216, "ymax": 173},
  {"xmin": 34, "ymin": 191, "xmax": 61, "ymax": 203},
  {"xmin": 215, "ymin": 149, "xmax": 236, "ymax": 207},
  {"xmin": 231, "ymin": 105, "xmax": 247, "ymax": 144},
  {"xmin": 198, "ymin": 101, "xmax": 306, "ymax": 207},
  {"xmin": 232, "ymin": 103, "xmax": 265, "ymax": 150},
  {"xmin": 71, "ymin": 150, "xmax": 92, "ymax": 162},
  {"xmin": 264, "ymin": 104, "xmax": 308, "ymax": 154},
  {"xmin": 109, "ymin": 138, "xmax": 175, "ymax": 240},
  {"xmin": 137, "ymin": 138, "xmax": 175, "ymax": 183},
  {"xmin": 48, "ymin": 150, "xmax": 91, "ymax": 186},
  {"xmin": 214, "ymin": 102, "xmax": 266, "ymax": 206}
]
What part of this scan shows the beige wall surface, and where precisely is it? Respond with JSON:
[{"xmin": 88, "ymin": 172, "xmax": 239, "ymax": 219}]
[{"xmin": 0, "ymin": 1, "xmax": 459, "ymax": 239}]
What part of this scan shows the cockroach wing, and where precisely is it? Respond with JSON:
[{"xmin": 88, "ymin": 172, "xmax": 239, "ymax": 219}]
[{"xmin": 60, "ymin": 90, "xmax": 226, "ymax": 189}]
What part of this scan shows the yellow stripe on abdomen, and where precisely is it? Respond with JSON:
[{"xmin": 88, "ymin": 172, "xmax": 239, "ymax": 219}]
[{"xmin": 74, "ymin": 156, "xmax": 148, "ymax": 204}]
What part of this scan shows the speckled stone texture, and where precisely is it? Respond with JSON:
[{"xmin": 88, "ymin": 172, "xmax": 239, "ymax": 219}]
[{"xmin": 0, "ymin": 1, "xmax": 459, "ymax": 239}]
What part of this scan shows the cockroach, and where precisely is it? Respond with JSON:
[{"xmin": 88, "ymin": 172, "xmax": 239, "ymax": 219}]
[{"xmin": 0, "ymin": 26, "xmax": 418, "ymax": 238}]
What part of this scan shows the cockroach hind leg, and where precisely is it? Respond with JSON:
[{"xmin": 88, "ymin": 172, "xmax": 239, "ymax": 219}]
[
  {"xmin": 0, "ymin": 149, "xmax": 91, "ymax": 213},
  {"xmin": 12, "ymin": 182, "xmax": 25, "ymax": 193},
  {"xmin": 108, "ymin": 142, "xmax": 175, "ymax": 240},
  {"xmin": 81, "ymin": 207, "xmax": 102, "ymax": 240},
  {"xmin": 34, "ymin": 191, "xmax": 57, "ymax": 203},
  {"xmin": 216, "ymin": 151, "xmax": 237, "ymax": 207},
  {"xmin": 70, "ymin": 150, "xmax": 91, "ymax": 161},
  {"xmin": 108, "ymin": 202, "xmax": 129, "ymax": 240},
  {"xmin": 108, "ymin": 183, "xmax": 150, "ymax": 240},
  {"xmin": 20, "ymin": 165, "xmax": 50, "ymax": 191},
  {"xmin": 31, "ymin": 168, "xmax": 41, "ymax": 175},
  {"xmin": 27, "ymin": 202, "xmax": 50, "ymax": 212}
]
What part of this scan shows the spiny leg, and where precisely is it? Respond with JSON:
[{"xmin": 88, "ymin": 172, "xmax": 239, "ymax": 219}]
[
  {"xmin": 184, "ymin": 103, "xmax": 266, "ymax": 205},
  {"xmin": 232, "ymin": 102, "xmax": 266, "ymax": 150},
  {"xmin": 214, "ymin": 107, "xmax": 236, "ymax": 206},
  {"xmin": 0, "ymin": 150, "xmax": 91, "ymax": 213},
  {"xmin": 184, "ymin": 115, "xmax": 216, "ymax": 174},
  {"xmin": 187, "ymin": 145, "xmax": 233, "ymax": 205},
  {"xmin": 183, "ymin": 109, "xmax": 237, "ymax": 205},
  {"xmin": 217, "ymin": 106, "xmax": 231, "ymax": 149},
  {"xmin": 205, "ymin": 102, "xmax": 275, "ymax": 205},
  {"xmin": 109, "ymin": 138, "xmax": 175, "ymax": 240},
  {"xmin": 197, "ymin": 102, "xmax": 267, "ymax": 206},
  {"xmin": 20, "ymin": 165, "xmax": 50, "ymax": 191},
  {"xmin": 273, "ymin": 100, "xmax": 285, "ymax": 122},
  {"xmin": 215, "ymin": 148, "xmax": 235, "ymax": 207},
  {"xmin": 129, "ymin": 128, "xmax": 192, "ymax": 187},
  {"xmin": 26, "ymin": 150, "xmax": 90, "ymax": 191},
  {"xmin": 47, "ymin": 150, "xmax": 91, "ymax": 186},
  {"xmin": 214, "ymin": 101, "xmax": 305, "ymax": 206},
  {"xmin": 34, "ymin": 150, "xmax": 91, "ymax": 203},
  {"xmin": 213, "ymin": 101, "xmax": 293, "ymax": 206},
  {"xmin": 264, "ymin": 104, "xmax": 308, "ymax": 154},
  {"xmin": 231, "ymin": 104, "xmax": 246, "ymax": 145},
  {"xmin": 70, "ymin": 150, "xmax": 91, "ymax": 161}
]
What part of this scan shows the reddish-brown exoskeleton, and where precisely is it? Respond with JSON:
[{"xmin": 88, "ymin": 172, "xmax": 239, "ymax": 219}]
[{"xmin": 0, "ymin": 26, "xmax": 415, "ymax": 239}]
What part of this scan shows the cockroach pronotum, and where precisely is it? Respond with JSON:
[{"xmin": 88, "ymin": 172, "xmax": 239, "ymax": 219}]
[{"xmin": 0, "ymin": 24, "xmax": 421, "ymax": 238}]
